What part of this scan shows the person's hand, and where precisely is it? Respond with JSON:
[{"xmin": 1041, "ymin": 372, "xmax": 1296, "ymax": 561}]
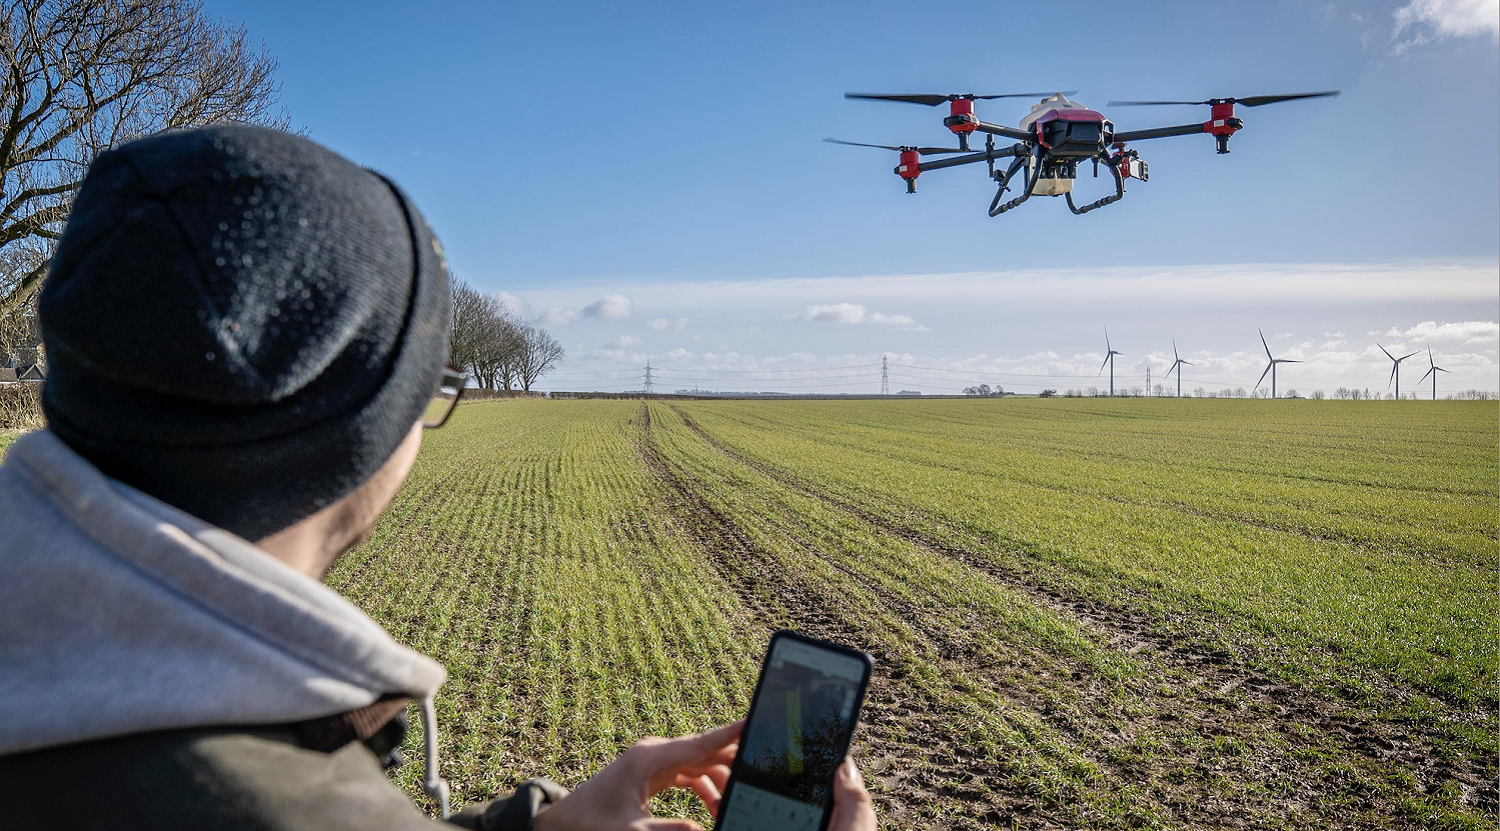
[
  {"xmin": 829, "ymin": 757, "xmax": 878, "ymax": 831},
  {"xmin": 532, "ymin": 720, "xmax": 742, "ymax": 831}
]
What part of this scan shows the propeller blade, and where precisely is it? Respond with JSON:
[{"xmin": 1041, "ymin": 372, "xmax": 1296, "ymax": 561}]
[
  {"xmin": 1107, "ymin": 99, "xmax": 1211, "ymax": 107},
  {"xmin": 1259, "ymin": 329, "xmax": 1272, "ymax": 361},
  {"xmin": 823, "ymin": 138, "xmax": 899, "ymax": 151},
  {"xmin": 844, "ymin": 93, "xmax": 952, "ymax": 106},
  {"xmin": 1255, "ymin": 363, "xmax": 1272, "ymax": 390},
  {"xmin": 1236, "ymin": 91, "xmax": 1340, "ymax": 107},
  {"xmin": 822, "ymin": 138, "xmax": 966, "ymax": 155},
  {"xmin": 845, "ymin": 91, "xmax": 1080, "ymax": 106},
  {"xmin": 1107, "ymin": 91, "xmax": 1339, "ymax": 108},
  {"xmin": 973, "ymin": 90, "xmax": 1078, "ymax": 100}
]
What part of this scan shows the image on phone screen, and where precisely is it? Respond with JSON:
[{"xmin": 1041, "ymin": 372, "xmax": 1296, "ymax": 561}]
[{"xmin": 718, "ymin": 633, "xmax": 871, "ymax": 831}]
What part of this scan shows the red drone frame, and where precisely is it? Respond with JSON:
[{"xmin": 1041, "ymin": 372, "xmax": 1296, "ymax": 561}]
[{"xmin": 827, "ymin": 89, "xmax": 1339, "ymax": 216}]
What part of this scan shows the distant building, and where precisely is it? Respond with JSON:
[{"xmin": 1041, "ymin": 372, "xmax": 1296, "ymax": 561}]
[{"xmin": 896, "ymin": 390, "xmax": 922, "ymax": 396}]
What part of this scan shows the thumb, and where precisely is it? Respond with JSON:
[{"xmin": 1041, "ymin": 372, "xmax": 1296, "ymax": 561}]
[{"xmin": 829, "ymin": 758, "xmax": 876, "ymax": 830}]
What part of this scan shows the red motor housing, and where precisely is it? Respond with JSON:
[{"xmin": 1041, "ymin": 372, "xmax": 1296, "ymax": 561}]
[
  {"xmin": 944, "ymin": 98, "xmax": 978, "ymax": 136},
  {"xmin": 1204, "ymin": 101, "xmax": 1238, "ymax": 138},
  {"xmin": 896, "ymin": 149, "xmax": 921, "ymax": 180}
]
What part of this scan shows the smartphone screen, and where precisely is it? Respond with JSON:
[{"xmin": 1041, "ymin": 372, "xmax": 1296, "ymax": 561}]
[{"xmin": 717, "ymin": 631, "xmax": 873, "ymax": 831}]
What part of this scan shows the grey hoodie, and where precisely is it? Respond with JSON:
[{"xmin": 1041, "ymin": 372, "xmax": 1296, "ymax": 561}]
[{"xmin": 0, "ymin": 431, "xmax": 562, "ymax": 828}]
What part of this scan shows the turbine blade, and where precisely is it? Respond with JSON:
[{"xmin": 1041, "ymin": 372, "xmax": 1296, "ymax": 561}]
[
  {"xmin": 1400, "ymin": 351, "xmax": 1419, "ymax": 361},
  {"xmin": 1099, "ymin": 354, "xmax": 1109, "ymax": 374},
  {"xmin": 1436, "ymin": 366, "xmax": 1451, "ymax": 373},
  {"xmin": 1418, "ymin": 367, "xmax": 1434, "ymax": 383},
  {"xmin": 1387, "ymin": 363, "xmax": 1397, "ymax": 388},
  {"xmin": 1255, "ymin": 363, "xmax": 1272, "ymax": 390},
  {"xmin": 1378, "ymin": 343, "xmax": 1395, "ymax": 361},
  {"xmin": 1259, "ymin": 329, "xmax": 1271, "ymax": 360},
  {"xmin": 1173, "ymin": 337, "xmax": 1180, "ymax": 363}
]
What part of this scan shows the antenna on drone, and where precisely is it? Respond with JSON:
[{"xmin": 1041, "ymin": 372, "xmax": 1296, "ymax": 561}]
[
  {"xmin": 643, "ymin": 360, "xmax": 654, "ymax": 395},
  {"xmin": 881, "ymin": 355, "xmax": 890, "ymax": 396},
  {"xmin": 1165, "ymin": 338, "xmax": 1193, "ymax": 398},
  {"xmin": 1098, "ymin": 327, "xmax": 1122, "ymax": 397},
  {"xmin": 1254, "ymin": 329, "xmax": 1300, "ymax": 399},
  {"xmin": 1377, "ymin": 343, "xmax": 1419, "ymax": 400},
  {"xmin": 1417, "ymin": 348, "xmax": 1450, "ymax": 401}
]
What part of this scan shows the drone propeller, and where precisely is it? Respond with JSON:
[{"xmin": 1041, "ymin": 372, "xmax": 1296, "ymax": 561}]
[
  {"xmin": 1107, "ymin": 91, "xmax": 1339, "ymax": 107},
  {"xmin": 822, "ymin": 138, "xmax": 967, "ymax": 154},
  {"xmin": 845, "ymin": 91, "xmax": 1078, "ymax": 106}
]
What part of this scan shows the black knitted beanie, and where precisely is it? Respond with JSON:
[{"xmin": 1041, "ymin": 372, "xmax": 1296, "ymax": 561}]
[{"xmin": 39, "ymin": 124, "xmax": 452, "ymax": 541}]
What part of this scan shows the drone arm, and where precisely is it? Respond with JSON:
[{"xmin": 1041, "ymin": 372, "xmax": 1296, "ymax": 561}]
[
  {"xmin": 916, "ymin": 143, "xmax": 1026, "ymax": 173},
  {"xmin": 1112, "ymin": 123, "xmax": 1207, "ymax": 143},
  {"xmin": 971, "ymin": 121, "xmax": 1033, "ymax": 143}
]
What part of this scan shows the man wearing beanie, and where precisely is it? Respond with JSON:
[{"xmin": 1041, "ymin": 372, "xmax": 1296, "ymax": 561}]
[{"xmin": 0, "ymin": 124, "xmax": 880, "ymax": 831}]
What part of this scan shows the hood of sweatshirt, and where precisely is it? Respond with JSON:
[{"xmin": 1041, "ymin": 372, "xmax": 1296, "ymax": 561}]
[{"xmin": 0, "ymin": 430, "xmax": 447, "ymax": 756}]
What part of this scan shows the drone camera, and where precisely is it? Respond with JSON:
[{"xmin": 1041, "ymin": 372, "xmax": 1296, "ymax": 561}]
[{"xmin": 1128, "ymin": 157, "xmax": 1148, "ymax": 181}]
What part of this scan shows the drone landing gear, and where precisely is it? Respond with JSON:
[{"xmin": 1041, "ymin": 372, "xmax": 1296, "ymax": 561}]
[
  {"xmin": 988, "ymin": 154, "xmax": 1036, "ymax": 216},
  {"xmin": 1066, "ymin": 160, "xmax": 1125, "ymax": 214}
]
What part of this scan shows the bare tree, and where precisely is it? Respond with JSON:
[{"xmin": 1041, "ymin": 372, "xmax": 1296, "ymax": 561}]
[
  {"xmin": 516, "ymin": 325, "xmax": 563, "ymax": 391},
  {"xmin": 0, "ymin": 0, "xmax": 286, "ymax": 318}
]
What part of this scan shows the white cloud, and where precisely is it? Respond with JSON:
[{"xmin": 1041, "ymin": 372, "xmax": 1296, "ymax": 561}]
[
  {"xmin": 495, "ymin": 291, "xmax": 531, "ymax": 318},
  {"xmin": 1383, "ymin": 320, "xmax": 1499, "ymax": 344},
  {"xmin": 805, "ymin": 303, "xmax": 922, "ymax": 328},
  {"xmin": 806, "ymin": 302, "xmax": 867, "ymax": 324},
  {"xmin": 667, "ymin": 347, "xmax": 694, "ymax": 360},
  {"xmin": 1392, "ymin": 0, "xmax": 1498, "ymax": 52},
  {"xmin": 612, "ymin": 335, "xmax": 639, "ymax": 348},
  {"xmin": 540, "ymin": 307, "xmax": 578, "ymax": 326},
  {"xmin": 582, "ymin": 293, "xmax": 633, "ymax": 320},
  {"xmin": 648, "ymin": 318, "xmax": 671, "ymax": 330}
]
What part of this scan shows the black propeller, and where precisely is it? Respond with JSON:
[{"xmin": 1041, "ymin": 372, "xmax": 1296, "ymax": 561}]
[
  {"xmin": 844, "ymin": 91, "xmax": 1078, "ymax": 106},
  {"xmin": 822, "ymin": 138, "xmax": 967, "ymax": 154},
  {"xmin": 1107, "ymin": 91, "xmax": 1340, "ymax": 107}
]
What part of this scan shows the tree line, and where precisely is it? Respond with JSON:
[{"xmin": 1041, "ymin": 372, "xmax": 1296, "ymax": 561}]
[{"xmin": 449, "ymin": 278, "xmax": 564, "ymax": 392}]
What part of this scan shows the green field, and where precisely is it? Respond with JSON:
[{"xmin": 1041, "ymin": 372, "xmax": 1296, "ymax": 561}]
[{"xmin": 333, "ymin": 398, "xmax": 1496, "ymax": 830}]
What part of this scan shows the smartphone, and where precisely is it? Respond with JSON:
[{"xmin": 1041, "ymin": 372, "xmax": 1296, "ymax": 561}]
[{"xmin": 716, "ymin": 630, "xmax": 874, "ymax": 831}]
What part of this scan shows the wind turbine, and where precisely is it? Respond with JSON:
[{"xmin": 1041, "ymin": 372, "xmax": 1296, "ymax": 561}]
[
  {"xmin": 1255, "ymin": 329, "xmax": 1300, "ymax": 399},
  {"xmin": 1164, "ymin": 338, "xmax": 1192, "ymax": 398},
  {"xmin": 1098, "ymin": 327, "xmax": 1122, "ymax": 397},
  {"xmin": 1378, "ymin": 343, "xmax": 1420, "ymax": 399},
  {"xmin": 1417, "ymin": 348, "xmax": 1450, "ymax": 400}
]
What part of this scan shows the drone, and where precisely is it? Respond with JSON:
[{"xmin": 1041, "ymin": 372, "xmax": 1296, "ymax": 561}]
[{"xmin": 826, "ymin": 89, "xmax": 1339, "ymax": 216}]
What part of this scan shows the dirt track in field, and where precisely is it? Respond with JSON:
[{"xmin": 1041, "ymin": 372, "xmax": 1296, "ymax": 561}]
[{"xmin": 634, "ymin": 404, "xmax": 1496, "ymax": 830}]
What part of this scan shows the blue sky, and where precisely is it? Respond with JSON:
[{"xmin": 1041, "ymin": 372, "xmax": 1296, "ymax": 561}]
[{"xmin": 209, "ymin": 0, "xmax": 1499, "ymax": 395}]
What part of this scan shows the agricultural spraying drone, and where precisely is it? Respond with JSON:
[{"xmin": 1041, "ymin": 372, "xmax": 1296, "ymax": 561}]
[{"xmin": 826, "ymin": 89, "xmax": 1339, "ymax": 216}]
